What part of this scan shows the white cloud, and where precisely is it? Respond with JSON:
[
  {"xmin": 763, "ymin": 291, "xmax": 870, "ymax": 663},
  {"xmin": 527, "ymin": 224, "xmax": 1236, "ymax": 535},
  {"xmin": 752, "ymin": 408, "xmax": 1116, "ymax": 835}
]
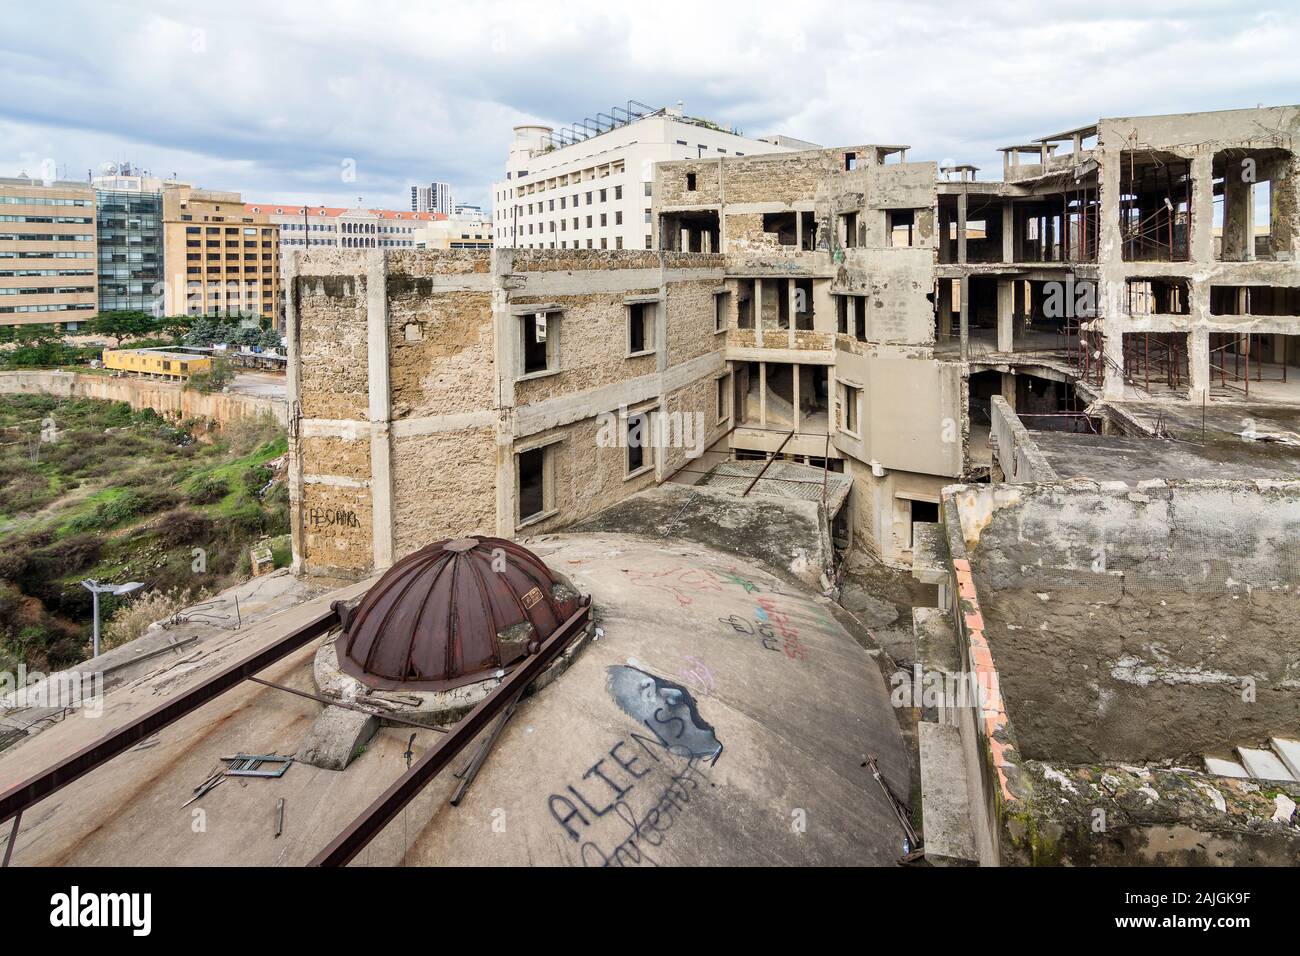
[{"xmin": 1, "ymin": 0, "xmax": 1297, "ymax": 209}]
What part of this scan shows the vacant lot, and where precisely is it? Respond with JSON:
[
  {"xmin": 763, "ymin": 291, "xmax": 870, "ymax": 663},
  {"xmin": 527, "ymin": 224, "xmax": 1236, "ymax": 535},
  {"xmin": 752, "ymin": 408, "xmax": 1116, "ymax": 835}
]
[{"xmin": 0, "ymin": 394, "xmax": 290, "ymax": 672}]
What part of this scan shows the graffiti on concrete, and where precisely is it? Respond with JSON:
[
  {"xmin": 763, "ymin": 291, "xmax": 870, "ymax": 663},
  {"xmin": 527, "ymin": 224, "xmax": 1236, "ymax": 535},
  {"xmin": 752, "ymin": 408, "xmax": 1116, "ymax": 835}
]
[{"xmin": 605, "ymin": 664, "xmax": 723, "ymax": 766}]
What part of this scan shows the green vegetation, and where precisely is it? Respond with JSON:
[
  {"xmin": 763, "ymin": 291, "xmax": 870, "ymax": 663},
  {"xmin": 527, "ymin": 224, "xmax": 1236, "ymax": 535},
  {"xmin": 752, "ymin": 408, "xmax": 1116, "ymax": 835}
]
[{"xmin": 0, "ymin": 395, "xmax": 289, "ymax": 671}]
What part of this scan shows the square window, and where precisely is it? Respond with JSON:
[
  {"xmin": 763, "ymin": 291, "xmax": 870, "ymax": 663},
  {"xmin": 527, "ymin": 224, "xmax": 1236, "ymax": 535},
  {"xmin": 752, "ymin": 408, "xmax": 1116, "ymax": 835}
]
[{"xmin": 520, "ymin": 311, "xmax": 557, "ymax": 375}]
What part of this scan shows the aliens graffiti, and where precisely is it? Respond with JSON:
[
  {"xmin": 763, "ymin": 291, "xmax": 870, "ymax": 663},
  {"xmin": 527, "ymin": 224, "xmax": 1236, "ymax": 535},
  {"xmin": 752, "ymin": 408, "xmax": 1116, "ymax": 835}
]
[{"xmin": 605, "ymin": 664, "xmax": 724, "ymax": 766}]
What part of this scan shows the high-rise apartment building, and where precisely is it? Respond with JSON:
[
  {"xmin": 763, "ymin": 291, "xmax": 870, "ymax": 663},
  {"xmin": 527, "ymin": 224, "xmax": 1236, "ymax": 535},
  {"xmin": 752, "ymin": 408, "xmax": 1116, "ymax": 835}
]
[
  {"xmin": 90, "ymin": 163, "xmax": 173, "ymax": 314},
  {"xmin": 410, "ymin": 182, "xmax": 452, "ymax": 215},
  {"xmin": 161, "ymin": 186, "xmax": 279, "ymax": 321},
  {"xmin": 491, "ymin": 102, "xmax": 816, "ymax": 251},
  {"xmin": 0, "ymin": 177, "xmax": 98, "ymax": 329}
]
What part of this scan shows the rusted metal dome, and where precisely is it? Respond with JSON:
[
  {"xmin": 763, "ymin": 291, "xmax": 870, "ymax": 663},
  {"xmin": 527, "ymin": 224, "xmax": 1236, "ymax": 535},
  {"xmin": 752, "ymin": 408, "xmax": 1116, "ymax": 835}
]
[{"xmin": 336, "ymin": 536, "xmax": 582, "ymax": 692}]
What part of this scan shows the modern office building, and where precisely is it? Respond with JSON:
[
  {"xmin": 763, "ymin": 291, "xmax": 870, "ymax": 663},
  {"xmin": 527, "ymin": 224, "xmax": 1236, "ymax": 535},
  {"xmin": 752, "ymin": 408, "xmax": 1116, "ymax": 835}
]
[
  {"xmin": 491, "ymin": 101, "xmax": 815, "ymax": 251},
  {"xmin": 94, "ymin": 188, "xmax": 164, "ymax": 313},
  {"xmin": 410, "ymin": 182, "xmax": 452, "ymax": 215},
  {"xmin": 161, "ymin": 186, "xmax": 280, "ymax": 320},
  {"xmin": 0, "ymin": 176, "xmax": 98, "ymax": 329}
]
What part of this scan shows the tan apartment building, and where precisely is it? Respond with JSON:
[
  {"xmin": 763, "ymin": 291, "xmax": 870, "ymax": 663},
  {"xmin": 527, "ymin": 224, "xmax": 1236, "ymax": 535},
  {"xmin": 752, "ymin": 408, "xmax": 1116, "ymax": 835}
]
[
  {"xmin": 0, "ymin": 177, "xmax": 98, "ymax": 328},
  {"xmin": 162, "ymin": 186, "xmax": 280, "ymax": 321}
]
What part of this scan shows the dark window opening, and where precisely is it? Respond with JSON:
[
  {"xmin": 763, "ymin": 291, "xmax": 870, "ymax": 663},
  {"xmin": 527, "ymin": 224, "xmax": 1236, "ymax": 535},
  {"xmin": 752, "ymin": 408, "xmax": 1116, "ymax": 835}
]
[{"xmin": 519, "ymin": 447, "xmax": 545, "ymax": 521}]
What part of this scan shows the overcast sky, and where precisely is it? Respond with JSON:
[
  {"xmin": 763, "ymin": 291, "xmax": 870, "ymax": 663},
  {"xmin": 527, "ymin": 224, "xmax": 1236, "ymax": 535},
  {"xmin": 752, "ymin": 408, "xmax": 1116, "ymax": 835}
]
[{"xmin": 3, "ymin": 0, "xmax": 1298, "ymax": 211}]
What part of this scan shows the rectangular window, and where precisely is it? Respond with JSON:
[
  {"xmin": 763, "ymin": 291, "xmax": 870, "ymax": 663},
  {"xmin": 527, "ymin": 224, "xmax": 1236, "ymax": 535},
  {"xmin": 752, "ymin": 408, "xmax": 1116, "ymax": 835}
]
[
  {"xmin": 628, "ymin": 301, "xmax": 656, "ymax": 355},
  {"xmin": 714, "ymin": 290, "xmax": 728, "ymax": 333},
  {"xmin": 626, "ymin": 412, "xmax": 650, "ymax": 475},
  {"xmin": 518, "ymin": 446, "xmax": 546, "ymax": 522},
  {"xmin": 716, "ymin": 376, "xmax": 729, "ymax": 422},
  {"xmin": 520, "ymin": 310, "xmax": 558, "ymax": 375},
  {"xmin": 841, "ymin": 212, "xmax": 859, "ymax": 248},
  {"xmin": 838, "ymin": 382, "xmax": 861, "ymax": 436},
  {"xmin": 686, "ymin": 173, "xmax": 697, "ymax": 191}
]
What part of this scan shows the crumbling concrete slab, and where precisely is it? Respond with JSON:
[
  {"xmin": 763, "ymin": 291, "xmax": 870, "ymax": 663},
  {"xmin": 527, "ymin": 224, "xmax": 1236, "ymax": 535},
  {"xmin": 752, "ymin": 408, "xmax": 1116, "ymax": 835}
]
[
  {"xmin": 296, "ymin": 705, "xmax": 379, "ymax": 771},
  {"xmin": 1204, "ymin": 757, "xmax": 1249, "ymax": 778},
  {"xmin": 919, "ymin": 721, "xmax": 976, "ymax": 865},
  {"xmin": 1272, "ymin": 738, "xmax": 1300, "ymax": 780}
]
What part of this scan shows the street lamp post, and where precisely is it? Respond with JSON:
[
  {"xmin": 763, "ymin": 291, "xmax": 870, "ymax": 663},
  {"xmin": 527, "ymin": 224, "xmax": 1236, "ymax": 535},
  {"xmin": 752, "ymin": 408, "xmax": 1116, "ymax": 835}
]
[{"xmin": 80, "ymin": 579, "xmax": 145, "ymax": 658}]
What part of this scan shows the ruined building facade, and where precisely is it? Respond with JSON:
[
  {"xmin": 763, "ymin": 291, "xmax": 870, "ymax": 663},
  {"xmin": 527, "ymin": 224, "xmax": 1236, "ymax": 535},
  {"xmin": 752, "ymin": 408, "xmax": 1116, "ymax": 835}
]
[{"xmin": 287, "ymin": 105, "xmax": 1300, "ymax": 580}]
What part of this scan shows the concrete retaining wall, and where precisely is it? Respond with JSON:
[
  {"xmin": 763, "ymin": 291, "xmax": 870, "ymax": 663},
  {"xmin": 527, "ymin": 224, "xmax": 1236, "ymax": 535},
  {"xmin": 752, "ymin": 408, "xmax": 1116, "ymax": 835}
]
[{"xmin": 0, "ymin": 370, "xmax": 287, "ymax": 427}]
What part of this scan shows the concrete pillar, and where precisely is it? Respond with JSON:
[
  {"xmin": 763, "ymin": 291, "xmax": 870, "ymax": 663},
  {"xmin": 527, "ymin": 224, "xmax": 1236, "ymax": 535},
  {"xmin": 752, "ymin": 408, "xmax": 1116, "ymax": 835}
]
[
  {"xmin": 792, "ymin": 363, "xmax": 801, "ymax": 433},
  {"xmin": 795, "ymin": 211, "xmax": 803, "ymax": 251},
  {"xmin": 959, "ymin": 275, "xmax": 970, "ymax": 362},
  {"xmin": 938, "ymin": 279, "xmax": 953, "ymax": 339},
  {"xmin": 1224, "ymin": 177, "xmax": 1254, "ymax": 261},
  {"xmin": 788, "ymin": 279, "xmax": 797, "ymax": 346},
  {"xmin": 366, "ymin": 253, "xmax": 395, "ymax": 571},
  {"xmin": 957, "ymin": 192, "xmax": 968, "ymax": 265},
  {"xmin": 1002, "ymin": 201, "xmax": 1015, "ymax": 263},
  {"xmin": 754, "ymin": 277, "xmax": 764, "ymax": 347},
  {"xmin": 1189, "ymin": 327, "xmax": 1210, "ymax": 404},
  {"xmin": 1190, "ymin": 153, "xmax": 1215, "ymax": 264},
  {"xmin": 759, "ymin": 362, "xmax": 767, "ymax": 429},
  {"xmin": 997, "ymin": 279, "xmax": 1014, "ymax": 353},
  {"xmin": 285, "ymin": 252, "xmax": 305, "ymax": 573},
  {"xmin": 1001, "ymin": 372, "xmax": 1017, "ymax": 411}
]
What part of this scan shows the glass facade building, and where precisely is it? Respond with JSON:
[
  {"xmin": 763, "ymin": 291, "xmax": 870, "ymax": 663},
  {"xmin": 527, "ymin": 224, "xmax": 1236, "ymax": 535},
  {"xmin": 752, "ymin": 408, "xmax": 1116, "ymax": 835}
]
[{"xmin": 96, "ymin": 189, "xmax": 164, "ymax": 313}]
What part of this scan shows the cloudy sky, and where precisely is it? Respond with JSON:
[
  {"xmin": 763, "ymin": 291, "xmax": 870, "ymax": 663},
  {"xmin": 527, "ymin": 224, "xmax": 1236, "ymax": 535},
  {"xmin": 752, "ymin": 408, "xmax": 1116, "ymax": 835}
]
[{"xmin": 3, "ymin": 0, "xmax": 1298, "ymax": 211}]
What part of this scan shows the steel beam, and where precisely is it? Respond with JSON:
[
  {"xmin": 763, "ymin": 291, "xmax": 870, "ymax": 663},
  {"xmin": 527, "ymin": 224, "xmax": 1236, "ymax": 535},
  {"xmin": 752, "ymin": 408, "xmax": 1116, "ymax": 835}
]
[
  {"xmin": 0, "ymin": 605, "xmax": 341, "ymax": 828},
  {"xmin": 310, "ymin": 601, "xmax": 591, "ymax": 867}
]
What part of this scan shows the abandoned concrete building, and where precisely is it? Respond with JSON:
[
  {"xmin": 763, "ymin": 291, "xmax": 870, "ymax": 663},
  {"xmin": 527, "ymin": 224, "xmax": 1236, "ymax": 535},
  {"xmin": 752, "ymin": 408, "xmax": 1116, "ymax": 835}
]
[{"xmin": 1, "ymin": 105, "xmax": 1298, "ymax": 868}]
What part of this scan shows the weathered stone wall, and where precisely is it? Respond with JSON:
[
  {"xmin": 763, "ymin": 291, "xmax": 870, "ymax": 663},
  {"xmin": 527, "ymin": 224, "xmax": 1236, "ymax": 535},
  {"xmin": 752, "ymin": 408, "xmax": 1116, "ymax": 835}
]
[{"xmin": 0, "ymin": 370, "xmax": 288, "ymax": 427}]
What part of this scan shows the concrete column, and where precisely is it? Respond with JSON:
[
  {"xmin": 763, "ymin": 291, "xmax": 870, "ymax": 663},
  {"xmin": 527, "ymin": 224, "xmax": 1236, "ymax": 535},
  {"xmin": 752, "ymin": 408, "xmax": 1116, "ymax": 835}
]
[
  {"xmin": 1001, "ymin": 372, "xmax": 1017, "ymax": 410},
  {"xmin": 792, "ymin": 363, "xmax": 801, "ymax": 433},
  {"xmin": 788, "ymin": 279, "xmax": 797, "ymax": 347},
  {"xmin": 997, "ymin": 279, "xmax": 1014, "ymax": 353},
  {"xmin": 759, "ymin": 362, "xmax": 767, "ymax": 429},
  {"xmin": 754, "ymin": 277, "xmax": 764, "ymax": 347},
  {"xmin": 366, "ymin": 253, "xmax": 395, "ymax": 571},
  {"xmin": 1189, "ymin": 327, "xmax": 1210, "ymax": 403},
  {"xmin": 1002, "ymin": 201, "xmax": 1015, "ymax": 263},
  {"xmin": 937, "ymin": 279, "xmax": 952, "ymax": 340},
  {"xmin": 795, "ymin": 211, "xmax": 803, "ymax": 251},
  {"xmin": 1190, "ymin": 153, "xmax": 1215, "ymax": 264},
  {"xmin": 959, "ymin": 275, "xmax": 970, "ymax": 362},
  {"xmin": 957, "ymin": 192, "xmax": 968, "ymax": 265},
  {"xmin": 1225, "ymin": 177, "xmax": 1254, "ymax": 261}
]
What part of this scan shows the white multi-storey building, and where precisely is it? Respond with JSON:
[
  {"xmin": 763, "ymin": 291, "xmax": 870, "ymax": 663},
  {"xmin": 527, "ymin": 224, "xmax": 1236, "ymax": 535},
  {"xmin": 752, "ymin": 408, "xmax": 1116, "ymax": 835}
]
[
  {"xmin": 410, "ymin": 182, "xmax": 453, "ymax": 215},
  {"xmin": 491, "ymin": 102, "xmax": 816, "ymax": 251}
]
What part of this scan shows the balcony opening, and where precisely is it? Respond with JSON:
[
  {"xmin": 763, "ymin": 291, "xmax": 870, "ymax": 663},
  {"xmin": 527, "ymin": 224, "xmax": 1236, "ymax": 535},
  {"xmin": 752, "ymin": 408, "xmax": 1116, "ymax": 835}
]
[
  {"xmin": 659, "ymin": 210, "xmax": 719, "ymax": 252},
  {"xmin": 1210, "ymin": 285, "xmax": 1300, "ymax": 316},
  {"xmin": 762, "ymin": 212, "xmax": 797, "ymax": 247},
  {"xmin": 1126, "ymin": 277, "xmax": 1191, "ymax": 315},
  {"xmin": 1213, "ymin": 148, "xmax": 1294, "ymax": 262}
]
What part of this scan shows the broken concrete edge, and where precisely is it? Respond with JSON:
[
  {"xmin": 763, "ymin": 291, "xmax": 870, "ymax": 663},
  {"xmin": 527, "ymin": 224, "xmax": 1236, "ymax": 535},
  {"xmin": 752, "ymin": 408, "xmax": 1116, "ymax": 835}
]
[
  {"xmin": 1008, "ymin": 761, "xmax": 1300, "ymax": 866},
  {"xmin": 989, "ymin": 395, "xmax": 1058, "ymax": 483},
  {"xmin": 935, "ymin": 491, "xmax": 1028, "ymax": 866}
]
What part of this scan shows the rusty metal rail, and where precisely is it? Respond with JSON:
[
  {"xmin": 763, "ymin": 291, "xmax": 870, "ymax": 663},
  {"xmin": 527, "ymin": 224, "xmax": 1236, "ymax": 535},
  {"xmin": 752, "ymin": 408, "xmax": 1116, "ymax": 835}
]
[
  {"xmin": 741, "ymin": 429, "xmax": 795, "ymax": 496},
  {"xmin": 309, "ymin": 600, "xmax": 592, "ymax": 867},
  {"xmin": 0, "ymin": 604, "xmax": 342, "ymax": 832}
]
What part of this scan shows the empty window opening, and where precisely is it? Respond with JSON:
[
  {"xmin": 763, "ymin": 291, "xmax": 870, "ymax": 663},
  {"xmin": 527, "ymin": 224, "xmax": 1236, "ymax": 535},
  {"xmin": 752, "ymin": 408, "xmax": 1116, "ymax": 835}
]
[
  {"xmin": 800, "ymin": 211, "xmax": 818, "ymax": 251},
  {"xmin": 714, "ymin": 290, "xmax": 729, "ymax": 332},
  {"xmin": 967, "ymin": 370, "xmax": 1003, "ymax": 468},
  {"xmin": 1209, "ymin": 331, "xmax": 1300, "ymax": 401},
  {"xmin": 837, "ymin": 381, "xmax": 861, "ymax": 436},
  {"xmin": 1126, "ymin": 277, "xmax": 1190, "ymax": 315},
  {"xmin": 736, "ymin": 279, "xmax": 755, "ymax": 329},
  {"xmin": 888, "ymin": 209, "xmax": 917, "ymax": 247},
  {"xmin": 1119, "ymin": 152, "xmax": 1191, "ymax": 261},
  {"xmin": 628, "ymin": 301, "xmax": 656, "ymax": 355},
  {"xmin": 1213, "ymin": 147, "xmax": 1294, "ymax": 262},
  {"xmin": 686, "ymin": 172, "xmax": 697, "ymax": 191},
  {"xmin": 840, "ymin": 211, "xmax": 859, "ymax": 249},
  {"xmin": 716, "ymin": 375, "xmax": 730, "ymax": 422},
  {"xmin": 626, "ymin": 411, "xmax": 650, "ymax": 474},
  {"xmin": 794, "ymin": 278, "xmax": 814, "ymax": 331},
  {"xmin": 762, "ymin": 212, "xmax": 798, "ymax": 247},
  {"xmin": 520, "ymin": 310, "xmax": 556, "ymax": 375},
  {"xmin": 844, "ymin": 152, "xmax": 857, "ymax": 172},
  {"xmin": 1210, "ymin": 285, "xmax": 1300, "ymax": 316},
  {"xmin": 1121, "ymin": 331, "xmax": 1190, "ymax": 396},
  {"xmin": 518, "ymin": 446, "xmax": 547, "ymax": 523},
  {"xmin": 908, "ymin": 499, "xmax": 939, "ymax": 550},
  {"xmin": 660, "ymin": 210, "xmax": 719, "ymax": 252}
]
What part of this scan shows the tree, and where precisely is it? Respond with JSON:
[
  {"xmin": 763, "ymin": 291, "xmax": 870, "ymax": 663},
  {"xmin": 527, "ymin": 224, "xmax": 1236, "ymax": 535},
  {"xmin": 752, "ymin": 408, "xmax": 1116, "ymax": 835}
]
[
  {"xmin": 157, "ymin": 315, "xmax": 194, "ymax": 343},
  {"xmin": 89, "ymin": 311, "xmax": 160, "ymax": 348}
]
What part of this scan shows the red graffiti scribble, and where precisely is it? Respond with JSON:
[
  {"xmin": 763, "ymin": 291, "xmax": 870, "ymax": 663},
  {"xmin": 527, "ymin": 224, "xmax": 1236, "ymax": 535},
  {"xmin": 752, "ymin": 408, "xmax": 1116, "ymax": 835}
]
[
  {"xmin": 757, "ymin": 595, "xmax": 808, "ymax": 661},
  {"xmin": 622, "ymin": 566, "xmax": 725, "ymax": 608}
]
